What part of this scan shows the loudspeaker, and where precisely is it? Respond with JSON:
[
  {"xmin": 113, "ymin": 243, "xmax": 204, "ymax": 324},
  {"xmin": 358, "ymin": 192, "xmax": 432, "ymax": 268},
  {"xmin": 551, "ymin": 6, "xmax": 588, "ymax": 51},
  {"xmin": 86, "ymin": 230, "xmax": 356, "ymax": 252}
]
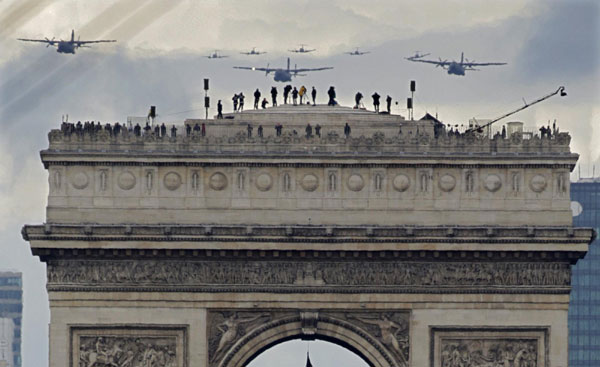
[
  {"xmin": 410, "ymin": 80, "xmax": 416, "ymax": 92},
  {"xmin": 407, "ymin": 98, "xmax": 412, "ymax": 109},
  {"xmin": 204, "ymin": 96, "xmax": 210, "ymax": 108},
  {"xmin": 204, "ymin": 78, "xmax": 209, "ymax": 91}
]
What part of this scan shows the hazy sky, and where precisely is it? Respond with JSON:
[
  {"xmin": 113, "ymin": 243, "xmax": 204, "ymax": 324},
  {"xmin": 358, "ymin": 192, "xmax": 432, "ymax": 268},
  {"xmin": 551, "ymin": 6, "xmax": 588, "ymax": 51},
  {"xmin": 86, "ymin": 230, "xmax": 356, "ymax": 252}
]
[{"xmin": 0, "ymin": 1, "xmax": 598, "ymax": 366}]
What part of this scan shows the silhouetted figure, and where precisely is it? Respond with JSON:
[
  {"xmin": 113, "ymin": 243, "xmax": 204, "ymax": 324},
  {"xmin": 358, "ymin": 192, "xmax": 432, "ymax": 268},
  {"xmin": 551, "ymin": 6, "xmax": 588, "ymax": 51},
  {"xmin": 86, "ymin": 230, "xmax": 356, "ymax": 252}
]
[
  {"xmin": 238, "ymin": 93, "xmax": 245, "ymax": 111},
  {"xmin": 275, "ymin": 123, "xmax": 282, "ymax": 136},
  {"xmin": 372, "ymin": 92, "xmax": 380, "ymax": 112},
  {"xmin": 283, "ymin": 85, "xmax": 292, "ymax": 104},
  {"xmin": 315, "ymin": 124, "xmax": 321, "ymax": 137},
  {"xmin": 232, "ymin": 94, "xmax": 239, "ymax": 112},
  {"xmin": 539, "ymin": 126, "xmax": 547, "ymax": 138},
  {"xmin": 247, "ymin": 124, "xmax": 253, "ymax": 138},
  {"xmin": 261, "ymin": 98, "xmax": 268, "ymax": 109},
  {"xmin": 134, "ymin": 123, "xmax": 141, "ymax": 136},
  {"xmin": 104, "ymin": 123, "xmax": 113, "ymax": 136},
  {"xmin": 386, "ymin": 95, "xmax": 392, "ymax": 113},
  {"xmin": 271, "ymin": 87, "xmax": 278, "ymax": 106},
  {"xmin": 327, "ymin": 86, "xmax": 336, "ymax": 106},
  {"xmin": 186, "ymin": 124, "xmax": 192, "ymax": 137},
  {"xmin": 299, "ymin": 85, "xmax": 307, "ymax": 104},
  {"xmin": 258, "ymin": 125, "xmax": 263, "ymax": 138},
  {"xmin": 217, "ymin": 100, "xmax": 223, "ymax": 119},
  {"xmin": 201, "ymin": 123, "xmax": 206, "ymax": 137},
  {"xmin": 160, "ymin": 123, "xmax": 167, "ymax": 137},
  {"xmin": 311, "ymin": 87, "xmax": 317, "ymax": 105},
  {"xmin": 344, "ymin": 123, "xmax": 351, "ymax": 138},
  {"xmin": 154, "ymin": 124, "xmax": 160, "ymax": 136},
  {"xmin": 114, "ymin": 122, "xmax": 122, "ymax": 135},
  {"xmin": 253, "ymin": 88, "xmax": 261, "ymax": 109},
  {"xmin": 193, "ymin": 123, "xmax": 201, "ymax": 134},
  {"xmin": 355, "ymin": 92, "xmax": 363, "ymax": 108},
  {"xmin": 501, "ymin": 125, "xmax": 506, "ymax": 138},
  {"xmin": 292, "ymin": 87, "xmax": 299, "ymax": 105},
  {"xmin": 144, "ymin": 123, "xmax": 152, "ymax": 135},
  {"xmin": 306, "ymin": 123, "xmax": 312, "ymax": 138},
  {"xmin": 171, "ymin": 125, "xmax": 177, "ymax": 138},
  {"xmin": 547, "ymin": 123, "xmax": 552, "ymax": 138}
]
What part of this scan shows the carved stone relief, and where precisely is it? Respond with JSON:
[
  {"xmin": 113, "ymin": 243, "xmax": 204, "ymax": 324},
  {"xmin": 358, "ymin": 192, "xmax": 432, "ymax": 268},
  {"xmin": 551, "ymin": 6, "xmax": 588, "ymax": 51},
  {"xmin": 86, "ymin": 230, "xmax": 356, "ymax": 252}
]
[
  {"xmin": 209, "ymin": 172, "xmax": 228, "ymax": 191},
  {"xmin": 72, "ymin": 327, "xmax": 186, "ymax": 367},
  {"xmin": 438, "ymin": 174, "xmax": 456, "ymax": 192},
  {"xmin": 347, "ymin": 174, "xmax": 365, "ymax": 192},
  {"xmin": 98, "ymin": 170, "xmax": 108, "ymax": 192},
  {"xmin": 164, "ymin": 172, "xmax": 182, "ymax": 191},
  {"xmin": 207, "ymin": 310, "xmax": 409, "ymax": 367},
  {"xmin": 432, "ymin": 328, "xmax": 546, "ymax": 367},
  {"xmin": 529, "ymin": 175, "xmax": 547, "ymax": 193},
  {"xmin": 190, "ymin": 171, "xmax": 200, "ymax": 193},
  {"xmin": 393, "ymin": 174, "xmax": 410, "ymax": 192},
  {"xmin": 255, "ymin": 173, "xmax": 273, "ymax": 192},
  {"xmin": 51, "ymin": 169, "xmax": 62, "ymax": 192},
  {"xmin": 70, "ymin": 171, "xmax": 89, "ymax": 190},
  {"xmin": 117, "ymin": 171, "xmax": 136, "ymax": 190},
  {"xmin": 301, "ymin": 174, "xmax": 319, "ymax": 192},
  {"xmin": 484, "ymin": 174, "xmax": 502, "ymax": 192},
  {"xmin": 47, "ymin": 260, "xmax": 570, "ymax": 289}
]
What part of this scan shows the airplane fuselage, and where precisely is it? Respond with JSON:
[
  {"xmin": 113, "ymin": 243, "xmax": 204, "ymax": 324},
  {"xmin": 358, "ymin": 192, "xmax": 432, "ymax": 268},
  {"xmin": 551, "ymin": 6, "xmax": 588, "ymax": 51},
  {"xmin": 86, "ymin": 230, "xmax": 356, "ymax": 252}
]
[
  {"xmin": 274, "ymin": 70, "xmax": 292, "ymax": 82},
  {"xmin": 447, "ymin": 62, "xmax": 465, "ymax": 76},
  {"xmin": 57, "ymin": 42, "xmax": 76, "ymax": 54}
]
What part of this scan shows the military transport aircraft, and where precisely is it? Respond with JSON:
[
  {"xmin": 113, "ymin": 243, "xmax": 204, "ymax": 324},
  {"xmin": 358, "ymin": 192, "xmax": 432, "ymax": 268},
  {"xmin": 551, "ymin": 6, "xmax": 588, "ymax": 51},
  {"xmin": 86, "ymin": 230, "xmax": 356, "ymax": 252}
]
[
  {"xmin": 345, "ymin": 47, "xmax": 370, "ymax": 56},
  {"xmin": 406, "ymin": 52, "xmax": 507, "ymax": 76},
  {"xmin": 289, "ymin": 44, "xmax": 316, "ymax": 53},
  {"xmin": 404, "ymin": 51, "xmax": 430, "ymax": 60},
  {"xmin": 240, "ymin": 47, "xmax": 267, "ymax": 56},
  {"xmin": 233, "ymin": 58, "xmax": 333, "ymax": 82},
  {"xmin": 17, "ymin": 30, "xmax": 116, "ymax": 54},
  {"xmin": 205, "ymin": 50, "xmax": 228, "ymax": 59}
]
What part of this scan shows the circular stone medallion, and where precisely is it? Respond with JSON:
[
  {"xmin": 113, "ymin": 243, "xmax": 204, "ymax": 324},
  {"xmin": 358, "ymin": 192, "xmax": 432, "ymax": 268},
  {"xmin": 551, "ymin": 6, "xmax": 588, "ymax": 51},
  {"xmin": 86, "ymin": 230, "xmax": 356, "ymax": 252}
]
[
  {"xmin": 438, "ymin": 174, "xmax": 456, "ymax": 192},
  {"xmin": 255, "ymin": 173, "xmax": 273, "ymax": 192},
  {"xmin": 529, "ymin": 174, "xmax": 547, "ymax": 192},
  {"xmin": 163, "ymin": 172, "xmax": 182, "ymax": 191},
  {"xmin": 209, "ymin": 172, "xmax": 228, "ymax": 191},
  {"xmin": 117, "ymin": 171, "xmax": 136, "ymax": 190},
  {"xmin": 392, "ymin": 174, "xmax": 410, "ymax": 192},
  {"xmin": 301, "ymin": 174, "xmax": 319, "ymax": 192},
  {"xmin": 484, "ymin": 174, "xmax": 502, "ymax": 192},
  {"xmin": 347, "ymin": 174, "xmax": 365, "ymax": 192},
  {"xmin": 70, "ymin": 171, "xmax": 89, "ymax": 190}
]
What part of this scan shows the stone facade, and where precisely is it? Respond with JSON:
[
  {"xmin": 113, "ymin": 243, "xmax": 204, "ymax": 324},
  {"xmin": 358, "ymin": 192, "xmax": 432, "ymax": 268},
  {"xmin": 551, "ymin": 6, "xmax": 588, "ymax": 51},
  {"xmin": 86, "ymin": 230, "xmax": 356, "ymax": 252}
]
[{"xmin": 23, "ymin": 106, "xmax": 594, "ymax": 367}]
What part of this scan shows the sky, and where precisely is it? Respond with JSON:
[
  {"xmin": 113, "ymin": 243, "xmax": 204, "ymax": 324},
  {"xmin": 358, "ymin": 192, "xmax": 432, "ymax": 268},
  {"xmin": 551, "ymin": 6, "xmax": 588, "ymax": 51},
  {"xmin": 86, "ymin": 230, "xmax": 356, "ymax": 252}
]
[{"xmin": 0, "ymin": 0, "xmax": 598, "ymax": 366}]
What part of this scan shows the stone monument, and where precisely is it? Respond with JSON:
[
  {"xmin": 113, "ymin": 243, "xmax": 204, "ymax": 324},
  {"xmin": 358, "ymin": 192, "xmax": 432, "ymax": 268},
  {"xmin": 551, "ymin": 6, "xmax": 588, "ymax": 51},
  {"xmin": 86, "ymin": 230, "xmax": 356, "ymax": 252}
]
[{"xmin": 23, "ymin": 105, "xmax": 594, "ymax": 367}]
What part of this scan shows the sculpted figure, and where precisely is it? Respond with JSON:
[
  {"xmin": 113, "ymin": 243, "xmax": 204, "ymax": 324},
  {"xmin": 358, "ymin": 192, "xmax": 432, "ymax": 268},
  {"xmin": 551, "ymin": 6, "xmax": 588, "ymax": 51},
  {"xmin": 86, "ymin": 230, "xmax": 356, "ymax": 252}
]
[
  {"xmin": 353, "ymin": 314, "xmax": 408, "ymax": 365},
  {"xmin": 213, "ymin": 313, "xmax": 264, "ymax": 361}
]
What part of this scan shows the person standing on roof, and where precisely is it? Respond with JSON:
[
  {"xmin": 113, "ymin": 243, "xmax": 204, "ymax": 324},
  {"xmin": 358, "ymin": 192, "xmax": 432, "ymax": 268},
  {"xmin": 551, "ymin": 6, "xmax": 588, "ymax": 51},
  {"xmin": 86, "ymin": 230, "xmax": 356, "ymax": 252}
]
[
  {"xmin": 271, "ymin": 87, "xmax": 278, "ymax": 106},
  {"xmin": 283, "ymin": 85, "xmax": 292, "ymax": 104},
  {"xmin": 299, "ymin": 85, "xmax": 307, "ymax": 104},
  {"xmin": 311, "ymin": 87, "xmax": 317, "ymax": 105},
  {"xmin": 292, "ymin": 87, "xmax": 299, "ymax": 105},
  {"xmin": 372, "ymin": 92, "xmax": 381, "ymax": 112},
  {"xmin": 232, "ymin": 94, "xmax": 238, "ymax": 112},
  {"xmin": 238, "ymin": 93, "xmax": 245, "ymax": 111},
  {"xmin": 217, "ymin": 100, "xmax": 223, "ymax": 119},
  {"xmin": 386, "ymin": 95, "xmax": 392, "ymax": 114},
  {"xmin": 253, "ymin": 88, "xmax": 261, "ymax": 109},
  {"xmin": 261, "ymin": 98, "xmax": 269, "ymax": 109},
  {"xmin": 355, "ymin": 92, "xmax": 363, "ymax": 108},
  {"xmin": 327, "ymin": 86, "xmax": 336, "ymax": 106}
]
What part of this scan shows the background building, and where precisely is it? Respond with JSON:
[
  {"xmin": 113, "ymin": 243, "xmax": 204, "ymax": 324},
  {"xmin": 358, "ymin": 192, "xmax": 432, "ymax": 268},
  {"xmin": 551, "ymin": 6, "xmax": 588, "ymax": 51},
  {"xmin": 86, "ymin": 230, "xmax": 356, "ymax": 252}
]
[
  {"xmin": 0, "ymin": 272, "xmax": 21, "ymax": 367},
  {"xmin": 0, "ymin": 318, "xmax": 15, "ymax": 367},
  {"xmin": 570, "ymin": 179, "xmax": 600, "ymax": 366}
]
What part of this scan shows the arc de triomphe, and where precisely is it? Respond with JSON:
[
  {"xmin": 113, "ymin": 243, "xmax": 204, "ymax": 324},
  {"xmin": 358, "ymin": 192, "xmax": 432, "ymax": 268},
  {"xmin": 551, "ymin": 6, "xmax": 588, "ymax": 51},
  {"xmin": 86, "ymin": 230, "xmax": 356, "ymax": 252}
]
[{"xmin": 23, "ymin": 106, "xmax": 593, "ymax": 367}]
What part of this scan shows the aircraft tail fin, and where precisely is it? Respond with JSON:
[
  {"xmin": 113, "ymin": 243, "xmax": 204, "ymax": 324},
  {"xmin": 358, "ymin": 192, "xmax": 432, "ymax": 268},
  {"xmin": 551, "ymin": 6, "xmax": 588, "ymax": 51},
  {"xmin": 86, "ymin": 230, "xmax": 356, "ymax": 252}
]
[
  {"xmin": 287, "ymin": 58, "xmax": 291, "ymax": 71},
  {"xmin": 71, "ymin": 30, "xmax": 75, "ymax": 42},
  {"xmin": 461, "ymin": 52, "xmax": 464, "ymax": 64}
]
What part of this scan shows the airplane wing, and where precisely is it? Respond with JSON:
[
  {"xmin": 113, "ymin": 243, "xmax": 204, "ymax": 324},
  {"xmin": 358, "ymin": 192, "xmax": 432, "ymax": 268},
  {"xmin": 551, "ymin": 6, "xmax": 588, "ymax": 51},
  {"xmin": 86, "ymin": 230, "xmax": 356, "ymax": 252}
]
[
  {"xmin": 76, "ymin": 40, "xmax": 116, "ymax": 45},
  {"xmin": 240, "ymin": 52, "xmax": 250, "ymax": 55},
  {"xmin": 463, "ymin": 61, "xmax": 507, "ymax": 67},
  {"xmin": 18, "ymin": 38, "xmax": 56, "ymax": 45},
  {"xmin": 293, "ymin": 67, "xmax": 333, "ymax": 73},
  {"xmin": 407, "ymin": 58, "xmax": 450, "ymax": 66},
  {"xmin": 233, "ymin": 66, "xmax": 277, "ymax": 73}
]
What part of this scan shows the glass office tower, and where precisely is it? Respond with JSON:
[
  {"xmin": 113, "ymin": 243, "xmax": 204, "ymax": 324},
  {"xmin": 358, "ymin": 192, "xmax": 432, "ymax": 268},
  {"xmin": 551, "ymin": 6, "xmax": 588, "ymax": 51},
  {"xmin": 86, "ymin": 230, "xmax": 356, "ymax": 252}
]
[
  {"xmin": 570, "ymin": 179, "xmax": 600, "ymax": 366},
  {"xmin": 0, "ymin": 272, "xmax": 21, "ymax": 367}
]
